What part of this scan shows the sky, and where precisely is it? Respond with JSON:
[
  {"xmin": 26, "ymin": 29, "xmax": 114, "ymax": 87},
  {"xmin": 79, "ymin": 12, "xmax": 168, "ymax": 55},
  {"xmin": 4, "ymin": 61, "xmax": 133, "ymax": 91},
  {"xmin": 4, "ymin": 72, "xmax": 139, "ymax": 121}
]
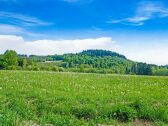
[{"xmin": 0, "ymin": 0, "xmax": 168, "ymax": 65}]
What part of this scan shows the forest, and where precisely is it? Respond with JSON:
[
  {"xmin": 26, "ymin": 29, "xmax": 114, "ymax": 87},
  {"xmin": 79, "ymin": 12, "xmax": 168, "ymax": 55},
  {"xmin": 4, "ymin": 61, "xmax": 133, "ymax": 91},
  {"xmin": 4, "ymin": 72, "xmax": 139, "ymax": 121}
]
[{"xmin": 0, "ymin": 49, "xmax": 168, "ymax": 76}]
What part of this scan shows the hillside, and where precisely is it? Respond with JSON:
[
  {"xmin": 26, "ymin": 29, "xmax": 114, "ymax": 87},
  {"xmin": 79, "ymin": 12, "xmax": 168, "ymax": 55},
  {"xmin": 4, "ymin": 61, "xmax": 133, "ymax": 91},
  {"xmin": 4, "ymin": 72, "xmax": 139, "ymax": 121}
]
[
  {"xmin": 79, "ymin": 49, "xmax": 127, "ymax": 59},
  {"xmin": 30, "ymin": 49, "xmax": 155, "ymax": 75},
  {"xmin": 0, "ymin": 49, "xmax": 168, "ymax": 75},
  {"xmin": 61, "ymin": 50, "xmax": 156, "ymax": 75}
]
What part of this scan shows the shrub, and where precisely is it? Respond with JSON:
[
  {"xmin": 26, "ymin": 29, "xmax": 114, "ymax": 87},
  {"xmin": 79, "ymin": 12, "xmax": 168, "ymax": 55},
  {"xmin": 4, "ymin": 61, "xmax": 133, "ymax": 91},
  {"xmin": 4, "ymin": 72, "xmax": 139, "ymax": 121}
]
[
  {"xmin": 16, "ymin": 66, "xmax": 22, "ymax": 70},
  {"xmin": 84, "ymin": 68, "xmax": 97, "ymax": 73},
  {"xmin": 6, "ymin": 65, "xmax": 17, "ymax": 70},
  {"xmin": 40, "ymin": 66, "xmax": 49, "ymax": 71},
  {"xmin": 27, "ymin": 65, "xmax": 33, "ymax": 71},
  {"xmin": 58, "ymin": 67, "xmax": 65, "ymax": 72},
  {"xmin": 33, "ymin": 66, "xmax": 40, "ymax": 71},
  {"xmin": 45, "ymin": 66, "xmax": 52, "ymax": 71},
  {"xmin": 51, "ymin": 66, "xmax": 59, "ymax": 72}
]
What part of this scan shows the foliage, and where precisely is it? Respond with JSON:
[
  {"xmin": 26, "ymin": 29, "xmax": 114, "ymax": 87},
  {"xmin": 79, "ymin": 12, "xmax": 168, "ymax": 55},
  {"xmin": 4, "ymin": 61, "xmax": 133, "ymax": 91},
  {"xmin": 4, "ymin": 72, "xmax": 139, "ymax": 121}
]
[
  {"xmin": 0, "ymin": 49, "xmax": 168, "ymax": 76},
  {"xmin": 63, "ymin": 51, "xmax": 154, "ymax": 75},
  {"xmin": 152, "ymin": 68, "xmax": 168, "ymax": 76},
  {"xmin": 2, "ymin": 50, "xmax": 18, "ymax": 70},
  {"xmin": 80, "ymin": 49, "xmax": 126, "ymax": 59}
]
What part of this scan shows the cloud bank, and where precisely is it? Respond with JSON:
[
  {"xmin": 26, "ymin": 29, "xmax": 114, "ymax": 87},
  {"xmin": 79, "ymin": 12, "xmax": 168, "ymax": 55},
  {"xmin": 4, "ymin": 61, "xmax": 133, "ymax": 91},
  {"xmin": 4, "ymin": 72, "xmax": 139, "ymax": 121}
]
[
  {"xmin": 123, "ymin": 45, "xmax": 168, "ymax": 65},
  {"xmin": 0, "ymin": 35, "xmax": 118, "ymax": 55}
]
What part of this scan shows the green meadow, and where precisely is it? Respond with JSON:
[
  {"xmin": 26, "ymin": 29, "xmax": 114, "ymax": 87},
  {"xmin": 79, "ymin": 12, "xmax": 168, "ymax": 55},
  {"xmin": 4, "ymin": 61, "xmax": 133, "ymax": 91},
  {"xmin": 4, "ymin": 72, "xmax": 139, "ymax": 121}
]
[{"xmin": 0, "ymin": 71, "xmax": 168, "ymax": 126}]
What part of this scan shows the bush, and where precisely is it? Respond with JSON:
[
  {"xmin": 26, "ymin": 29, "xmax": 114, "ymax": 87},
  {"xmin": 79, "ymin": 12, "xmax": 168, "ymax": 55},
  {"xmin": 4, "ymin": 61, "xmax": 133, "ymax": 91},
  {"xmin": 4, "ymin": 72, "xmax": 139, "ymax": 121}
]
[
  {"xmin": 6, "ymin": 65, "xmax": 17, "ymax": 70},
  {"xmin": 26, "ymin": 65, "xmax": 33, "ymax": 71},
  {"xmin": 84, "ymin": 68, "xmax": 97, "ymax": 73},
  {"xmin": 16, "ymin": 66, "xmax": 22, "ymax": 70},
  {"xmin": 52, "ymin": 66, "xmax": 59, "ymax": 72},
  {"xmin": 58, "ymin": 67, "xmax": 65, "ymax": 72},
  {"xmin": 33, "ymin": 66, "xmax": 40, "ymax": 71},
  {"xmin": 152, "ymin": 68, "xmax": 168, "ymax": 76},
  {"xmin": 40, "ymin": 66, "xmax": 51, "ymax": 71}
]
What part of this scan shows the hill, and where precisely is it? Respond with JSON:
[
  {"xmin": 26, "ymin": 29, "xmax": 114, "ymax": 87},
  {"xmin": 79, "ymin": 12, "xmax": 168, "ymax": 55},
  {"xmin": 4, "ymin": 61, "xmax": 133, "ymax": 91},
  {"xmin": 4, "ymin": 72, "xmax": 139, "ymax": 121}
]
[
  {"xmin": 0, "ymin": 49, "xmax": 168, "ymax": 75},
  {"xmin": 62, "ymin": 50, "xmax": 155, "ymax": 75},
  {"xmin": 79, "ymin": 49, "xmax": 127, "ymax": 59}
]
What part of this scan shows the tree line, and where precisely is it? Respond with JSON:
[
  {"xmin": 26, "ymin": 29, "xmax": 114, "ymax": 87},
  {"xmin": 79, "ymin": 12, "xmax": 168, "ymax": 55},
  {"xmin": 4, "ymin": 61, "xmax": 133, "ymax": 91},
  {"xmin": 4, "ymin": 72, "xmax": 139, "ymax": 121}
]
[{"xmin": 0, "ymin": 49, "xmax": 168, "ymax": 76}]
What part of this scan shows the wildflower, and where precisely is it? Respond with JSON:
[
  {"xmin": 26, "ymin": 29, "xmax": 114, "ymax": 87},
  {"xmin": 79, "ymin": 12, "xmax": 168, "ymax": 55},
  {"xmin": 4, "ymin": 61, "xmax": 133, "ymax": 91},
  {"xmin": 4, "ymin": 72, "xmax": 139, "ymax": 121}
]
[{"xmin": 113, "ymin": 112, "xmax": 116, "ymax": 116}]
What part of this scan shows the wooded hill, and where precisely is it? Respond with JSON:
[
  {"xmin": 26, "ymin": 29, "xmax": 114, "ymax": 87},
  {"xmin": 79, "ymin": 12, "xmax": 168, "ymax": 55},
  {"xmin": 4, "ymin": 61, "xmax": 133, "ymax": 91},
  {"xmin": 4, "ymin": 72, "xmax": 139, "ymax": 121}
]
[{"xmin": 0, "ymin": 49, "xmax": 168, "ymax": 76}]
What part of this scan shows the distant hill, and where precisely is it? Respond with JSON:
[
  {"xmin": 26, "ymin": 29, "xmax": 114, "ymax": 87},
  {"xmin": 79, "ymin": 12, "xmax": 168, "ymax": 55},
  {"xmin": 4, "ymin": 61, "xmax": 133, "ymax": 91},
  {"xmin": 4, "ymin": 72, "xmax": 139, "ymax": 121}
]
[
  {"xmin": 79, "ymin": 49, "xmax": 126, "ymax": 59},
  {"xmin": 1, "ymin": 49, "xmax": 167, "ymax": 75},
  {"xmin": 62, "ymin": 49, "xmax": 154, "ymax": 75},
  {"xmin": 17, "ymin": 49, "xmax": 156, "ymax": 75}
]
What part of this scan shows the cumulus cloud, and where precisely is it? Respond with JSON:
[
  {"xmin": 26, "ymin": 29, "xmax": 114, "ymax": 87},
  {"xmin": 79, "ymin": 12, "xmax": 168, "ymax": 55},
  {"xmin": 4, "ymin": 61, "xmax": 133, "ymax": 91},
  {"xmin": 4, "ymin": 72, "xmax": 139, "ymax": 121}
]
[
  {"xmin": 121, "ymin": 44, "xmax": 168, "ymax": 65},
  {"xmin": 0, "ymin": 35, "xmax": 119, "ymax": 55},
  {"xmin": 108, "ymin": 1, "xmax": 168, "ymax": 26}
]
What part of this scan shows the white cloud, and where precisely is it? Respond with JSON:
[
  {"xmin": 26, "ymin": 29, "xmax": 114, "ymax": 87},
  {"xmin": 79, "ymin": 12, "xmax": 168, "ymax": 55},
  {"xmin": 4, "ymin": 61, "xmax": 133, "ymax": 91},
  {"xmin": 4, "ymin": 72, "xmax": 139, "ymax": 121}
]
[
  {"xmin": 108, "ymin": 1, "xmax": 168, "ymax": 26},
  {"xmin": 0, "ymin": 24, "xmax": 25, "ymax": 34},
  {"xmin": 121, "ymin": 44, "xmax": 168, "ymax": 65},
  {"xmin": 0, "ymin": 35, "xmax": 118, "ymax": 55},
  {"xmin": 0, "ymin": 24, "xmax": 46, "ymax": 38},
  {"xmin": 0, "ymin": 11, "xmax": 53, "ymax": 26}
]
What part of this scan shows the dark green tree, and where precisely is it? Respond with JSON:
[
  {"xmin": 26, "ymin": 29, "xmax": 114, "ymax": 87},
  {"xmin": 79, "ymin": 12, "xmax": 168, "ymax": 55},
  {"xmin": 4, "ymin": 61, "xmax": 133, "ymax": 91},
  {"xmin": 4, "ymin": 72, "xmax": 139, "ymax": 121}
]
[{"xmin": 18, "ymin": 58, "xmax": 27, "ymax": 69}]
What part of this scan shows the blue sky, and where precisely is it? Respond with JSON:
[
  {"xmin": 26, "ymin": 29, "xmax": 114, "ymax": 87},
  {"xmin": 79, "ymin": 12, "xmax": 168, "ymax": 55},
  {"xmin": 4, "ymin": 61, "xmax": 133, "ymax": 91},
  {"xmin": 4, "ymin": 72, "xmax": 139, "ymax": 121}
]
[{"xmin": 0, "ymin": 0, "xmax": 168, "ymax": 65}]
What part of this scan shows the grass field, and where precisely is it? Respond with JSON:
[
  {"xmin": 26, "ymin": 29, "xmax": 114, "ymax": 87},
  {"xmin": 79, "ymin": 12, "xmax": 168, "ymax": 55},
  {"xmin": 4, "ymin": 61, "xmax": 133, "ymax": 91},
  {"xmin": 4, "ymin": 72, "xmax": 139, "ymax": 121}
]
[{"xmin": 0, "ymin": 71, "xmax": 168, "ymax": 126}]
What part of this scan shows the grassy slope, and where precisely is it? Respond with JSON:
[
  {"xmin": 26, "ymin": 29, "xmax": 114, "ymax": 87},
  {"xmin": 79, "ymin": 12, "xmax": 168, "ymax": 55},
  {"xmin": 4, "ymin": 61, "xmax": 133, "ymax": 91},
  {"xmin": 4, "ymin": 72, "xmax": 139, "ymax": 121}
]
[{"xmin": 0, "ymin": 71, "xmax": 168, "ymax": 126}]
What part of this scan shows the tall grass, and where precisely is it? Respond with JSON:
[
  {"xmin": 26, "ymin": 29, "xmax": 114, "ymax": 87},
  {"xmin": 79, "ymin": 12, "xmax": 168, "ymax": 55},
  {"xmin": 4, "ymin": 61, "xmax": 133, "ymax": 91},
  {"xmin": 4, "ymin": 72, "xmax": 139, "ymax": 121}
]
[{"xmin": 0, "ymin": 71, "xmax": 168, "ymax": 125}]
